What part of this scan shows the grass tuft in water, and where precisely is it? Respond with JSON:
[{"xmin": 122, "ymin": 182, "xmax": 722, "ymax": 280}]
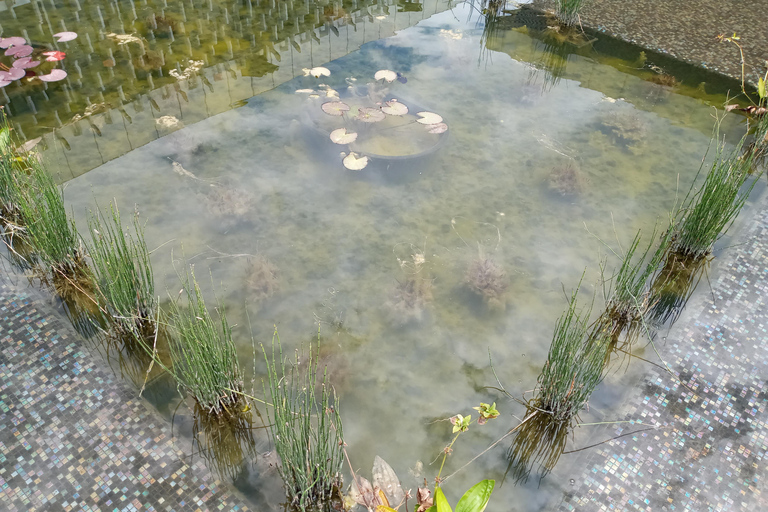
[
  {"xmin": 507, "ymin": 279, "xmax": 608, "ymax": 482},
  {"xmin": 87, "ymin": 202, "xmax": 158, "ymax": 346},
  {"xmin": 264, "ymin": 330, "xmax": 344, "ymax": 512},
  {"xmin": 597, "ymin": 228, "xmax": 671, "ymax": 348},
  {"xmin": 554, "ymin": 0, "xmax": 585, "ymax": 26},
  {"xmin": 668, "ymin": 136, "xmax": 757, "ymax": 263},
  {"xmin": 167, "ymin": 264, "xmax": 247, "ymax": 417}
]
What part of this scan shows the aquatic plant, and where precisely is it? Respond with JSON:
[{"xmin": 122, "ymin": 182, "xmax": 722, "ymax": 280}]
[
  {"xmin": 546, "ymin": 160, "xmax": 584, "ymax": 196},
  {"xmin": 263, "ymin": 330, "xmax": 344, "ymax": 512},
  {"xmin": 506, "ymin": 282, "xmax": 608, "ymax": 482},
  {"xmin": 245, "ymin": 255, "xmax": 280, "ymax": 301},
  {"xmin": 205, "ymin": 185, "xmax": 253, "ymax": 218},
  {"xmin": 554, "ymin": 0, "xmax": 586, "ymax": 26},
  {"xmin": 667, "ymin": 136, "xmax": 757, "ymax": 263},
  {"xmin": 0, "ymin": 34, "xmax": 72, "ymax": 88},
  {"xmin": 346, "ymin": 456, "xmax": 405, "ymax": 511},
  {"xmin": 600, "ymin": 110, "xmax": 647, "ymax": 148},
  {"xmin": 86, "ymin": 202, "xmax": 158, "ymax": 345},
  {"xmin": 388, "ymin": 276, "xmax": 433, "ymax": 323},
  {"xmin": 167, "ymin": 264, "xmax": 248, "ymax": 418},
  {"xmin": 465, "ymin": 257, "xmax": 508, "ymax": 309},
  {"xmin": 647, "ymin": 250, "xmax": 709, "ymax": 326},
  {"xmin": 14, "ymin": 151, "xmax": 89, "ymax": 299},
  {"xmin": 598, "ymin": 228, "xmax": 671, "ymax": 348}
]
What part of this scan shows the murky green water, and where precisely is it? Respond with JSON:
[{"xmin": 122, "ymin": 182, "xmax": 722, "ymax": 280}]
[{"xmin": 3, "ymin": 0, "xmax": 763, "ymax": 510}]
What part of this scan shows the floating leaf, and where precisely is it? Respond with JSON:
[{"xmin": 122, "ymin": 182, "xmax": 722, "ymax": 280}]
[
  {"xmin": 372, "ymin": 456, "xmax": 405, "ymax": 507},
  {"xmin": 0, "ymin": 78, "xmax": 11, "ymax": 88},
  {"xmin": 0, "ymin": 68, "xmax": 25, "ymax": 81},
  {"xmin": 343, "ymin": 152, "xmax": 369, "ymax": 170},
  {"xmin": 416, "ymin": 112, "xmax": 443, "ymax": 125},
  {"xmin": 53, "ymin": 31, "xmax": 78, "ymax": 42},
  {"xmin": 427, "ymin": 123, "xmax": 448, "ymax": 134},
  {"xmin": 42, "ymin": 50, "xmax": 66, "ymax": 61},
  {"xmin": 12, "ymin": 57, "xmax": 41, "ymax": 69},
  {"xmin": 356, "ymin": 107, "xmax": 386, "ymax": 123},
  {"xmin": 5, "ymin": 44, "xmax": 33, "ymax": 57},
  {"xmin": 0, "ymin": 37, "xmax": 26, "ymax": 49},
  {"xmin": 374, "ymin": 69, "xmax": 397, "ymax": 83},
  {"xmin": 309, "ymin": 66, "xmax": 331, "ymax": 77},
  {"xmin": 38, "ymin": 69, "xmax": 68, "ymax": 82},
  {"xmin": 321, "ymin": 101, "xmax": 350, "ymax": 116},
  {"xmin": 381, "ymin": 99, "xmax": 408, "ymax": 116},
  {"xmin": 295, "ymin": 88, "xmax": 315, "ymax": 94},
  {"xmin": 330, "ymin": 128, "xmax": 358, "ymax": 145}
]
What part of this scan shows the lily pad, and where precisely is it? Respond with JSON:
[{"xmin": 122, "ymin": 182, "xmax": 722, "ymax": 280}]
[
  {"xmin": 309, "ymin": 66, "xmax": 331, "ymax": 77},
  {"xmin": 356, "ymin": 107, "xmax": 386, "ymax": 123},
  {"xmin": 416, "ymin": 111, "xmax": 443, "ymax": 125},
  {"xmin": 12, "ymin": 57, "xmax": 41, "ymax": 69},
  {"xmin": 0, "ymin": 68, "xmax": 25, "ymax": 81},
  {"xmin": 0, "ymin": 78, "xmax": 11, "ymax": 88},
  {"xmin": 0, "ymin": 37, "xmax": 26, "ymax": 49},
  {"xmin": 343, "ymin": 152, "xmax": 369, "ymax": 170},
  {"xmin": 5, "ymin": 44, "xmax": 33, "ymax": 58},
  {"xmin": 38, "ymin": 69, "xmax": 68, "ymax": 82},
  {"xmin": 427, "ymin": 122, "xmax": 448, "ymax": 134},
  {"xmin": 381, "ymin": 99, "xmax": 408, "ymax": 116},
  {"xmin": 330, "ymin": 128, "xmax": 358, "ymax": 145},
  {"xmin": 53, "ymin": 31, "xmax": 78, "ymax": 42},
  {"xmin": 321, "ymin": 101, "xmax": 350, "ymax": 116},
  {"xmin": 374, "ymin": 69, "xmax": 397, "ymax": 83}
]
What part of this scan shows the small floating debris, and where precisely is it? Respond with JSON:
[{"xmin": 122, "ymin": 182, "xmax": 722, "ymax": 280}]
[
  {"xmin": 416, "ymin": 111, "xmax": 443, "ymax": 125},
  {"xmin": 374, "ymin": 69, "xmax": 397, "ymax": 83},
  {"xmin": 356, "ymin": 107, "xmax": 386, "ymax": 123},
  {"xmin": 306, "ymin": 66, "xmax": 331, "ymax": 78},
  {"xmin": 156, "ymin": 115, "xmax": 182, "ymax": 129},
  {"xmin": 342, "ymin": 152, "xmax": 369, "ymax": 170},
  {"xmin": 381, "ymin": 99, "xmax": 408, "ymax": 116},
  {"xmin": 330, "ymin": 128, "xmax": 358, "ymax": 145},
  {"xmin": 321, "ymin": 101, "xmax": 350, "ymax": 116}
]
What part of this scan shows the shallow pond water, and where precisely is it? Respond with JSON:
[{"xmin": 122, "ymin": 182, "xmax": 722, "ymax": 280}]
[{"xmin": 2, "ymin": 0, "xmax": 764, "ymax": 510}]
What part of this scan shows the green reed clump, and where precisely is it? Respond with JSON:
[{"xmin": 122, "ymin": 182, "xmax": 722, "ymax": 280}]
[
  {"xmin": 555, "ymin": 0, "xmax": 585, "ymax": 26},
  {"xmin": 167, "ymin": 265, "xmax": 247, "ymax": 417},
  {"xmin": 507, "ymin": 282, "xmax": 608, "ymax": 482},
  {"xmin": 87, "ymin": 202, "xmax": 158, "ymax": 344},
  {"xmin": 598, "ymin": 228, "xmax": 671, "ymax": 347},
  {"xmin": 668, "ymin": 136, "xmax": 757, "ymax": 262},
  {"xmin": 264, "ymin": 330, "xmax": 344, "ymax": 512}
]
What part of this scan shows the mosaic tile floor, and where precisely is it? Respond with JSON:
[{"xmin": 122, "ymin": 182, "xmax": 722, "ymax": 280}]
[
  {"xmin": 554, "ymin": 189, "xmax": 768, "ymax": 511},
  {"xmin": 0, "ymin": 284, "xmax": 251, "ymax": 512}
]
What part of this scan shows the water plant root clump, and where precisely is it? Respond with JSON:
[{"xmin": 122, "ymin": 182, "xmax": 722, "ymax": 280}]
[
  {"xmin": 465, "ymin": 257, "xmax": 508, "ymax": 309},
  {"xmin": 192, "ymin": 400, "xmax": 258, "ymax": 481},
  {"xmin": 264, "ymin": 331, "xmax": 344, "ymax": 512},
  {"xmin": 507, "ymin": 280, "xmax": 608, "ymax": 482},
  {"xmin": 648, "ymin": 251, "xmax": 710, "ymax": 326}
]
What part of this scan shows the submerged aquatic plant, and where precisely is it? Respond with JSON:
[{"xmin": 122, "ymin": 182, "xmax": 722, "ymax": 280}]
[
  {"xmin": 264, "ymin": 330, "xmax": 344, "ymax": 512},
  {"xmin": 245, "ymin": 255, "xmax": 280, "ymax": 301},
  {"xmin": 389, "ymin": 276, "xmax": 433, "ymax": 323},
  {"xmin": 599, "ymin": 110, "xmax": 647, "ymax": 149},
  {"xmin": 507, "ymin": 281, "xmax": 608, "ymax": 482},
  {"xmin": 87, "ymin": 202, "xmax": 157, "ymax": 345},
  {"xmin": 465, "ymin": 256, "xmax": 508, "ymax": 309},
  {"xmin": 546, "ymin": 160, "xmax": 584, "ymax": 196}
]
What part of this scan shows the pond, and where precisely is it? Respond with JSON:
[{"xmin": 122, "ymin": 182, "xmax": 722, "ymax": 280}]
[{"xmin": 1, "ymin": 0, "xmax": 763, "ymax": 510}]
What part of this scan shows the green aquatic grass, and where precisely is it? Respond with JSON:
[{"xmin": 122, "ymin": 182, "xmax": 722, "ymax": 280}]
[
  {"xmin": 598, "ymin": 227, "xmax": 671, "ymax": 347},
  {"xmin": 669, "ymin": 135, "xmax": 757, "ymax": 262},
  {"xmin": 167, "ymin": 265, "xmax": 246, "ymax": 417},
  {"xmin": 264, "ymin": 330, "xmax": 344, "ymax": 512},
  {"xmin": 87, "ymin": 202, "xmax": 157, "ymax": 343},
  {"xmin": 555, "ymin": 0, "xmax": 585, "ymax": 26},
  {"xmin": 507, "ymin": 280, "xmax": 608, "ymax": 482}
]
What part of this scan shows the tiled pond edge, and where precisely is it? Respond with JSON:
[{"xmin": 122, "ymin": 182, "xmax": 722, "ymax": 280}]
[
  {"xmin": 531, "ymin": 0, "xmax": 768, "ymax": 86},
  {"xmin": 0, "ymin": 283, "xmax": 251, "ymax": 512},
  {"xmin": 554, "ymin": 188, "xmax": 768, "ymax": 511}
]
